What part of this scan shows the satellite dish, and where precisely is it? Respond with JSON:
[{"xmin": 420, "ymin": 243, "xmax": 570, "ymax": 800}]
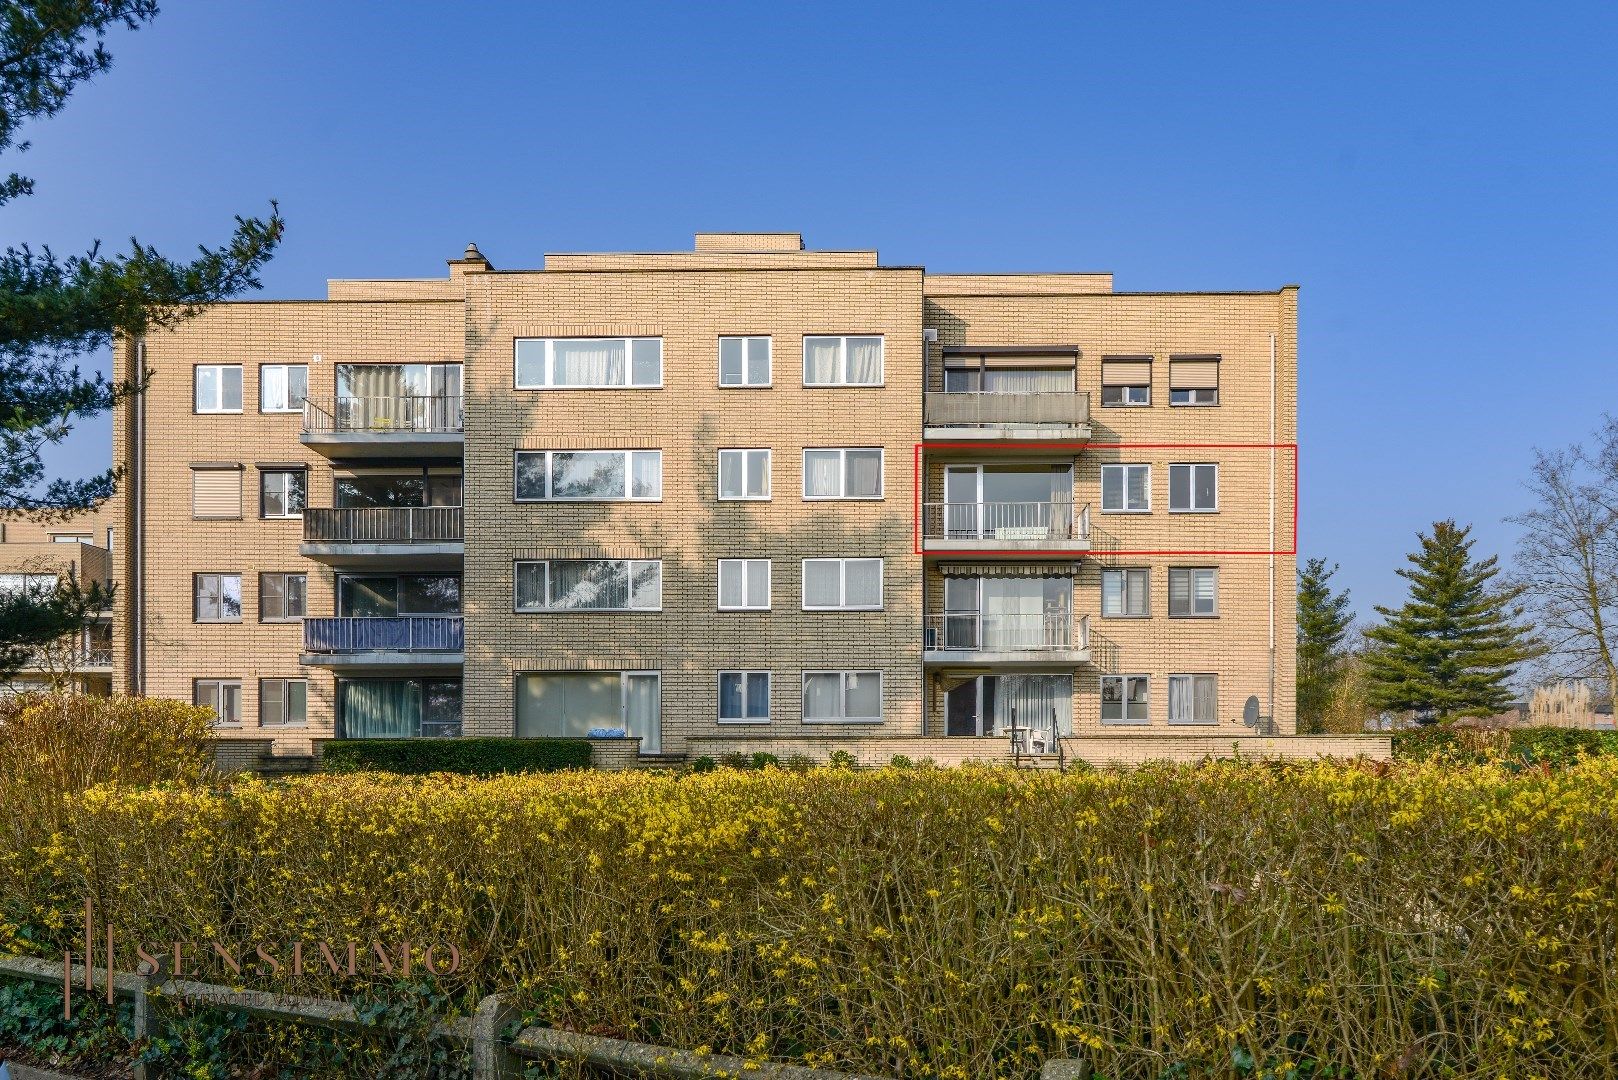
[{"xmin": 1242, "ymin": 695, "xmax": 1261, "ymax": 728}]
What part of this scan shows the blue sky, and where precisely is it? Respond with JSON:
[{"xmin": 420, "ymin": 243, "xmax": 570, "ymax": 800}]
[{"xmin": 10, "ymin": 1, "xmax": 1618, "ymax": 617}]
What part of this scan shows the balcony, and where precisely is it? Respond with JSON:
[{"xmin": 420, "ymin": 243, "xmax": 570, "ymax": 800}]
[
  {"xmin": 921, "ymin": 502, "xmax": 1090, "ymax": 553},
  {"xmin": 300, "ymin": 395, "xmax": 464, "ymax": 458},
  {"xmin": 300, "ymin": 506, "xmax": 463, "ymax": 569},
  {"xmin": 300, "ymin": 616, "xmax": 464, "ymax": 670},
  {"xmin": 923, "ymin": 613, "xmax": 1090, "ymax": 666},
  {"xmin": 923, "ymin": 390, "xmax": 1091, "ymax": 440}
]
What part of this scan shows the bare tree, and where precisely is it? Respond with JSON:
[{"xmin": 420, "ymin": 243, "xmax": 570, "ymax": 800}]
[{"xmin": 1508, "ymin": 425, "xmax": 1618, "ymax": 699}]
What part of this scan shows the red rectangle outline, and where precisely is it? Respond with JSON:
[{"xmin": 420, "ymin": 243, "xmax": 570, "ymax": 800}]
[{"xmin": 913, "ymin": 441, "xmax": 1298, "ymax": 557}]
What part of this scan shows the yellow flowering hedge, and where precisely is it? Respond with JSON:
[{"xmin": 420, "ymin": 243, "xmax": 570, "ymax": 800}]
[{"xmin": 3, "ymin": 760, "xmax": 1617, "ymax": 1079}]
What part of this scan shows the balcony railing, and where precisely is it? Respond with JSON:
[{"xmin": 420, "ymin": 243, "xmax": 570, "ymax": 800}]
[
  {"xmin": 302, "ymin": 506, "xmax": 463, "ymax": 544},
  {"xmin": 923, "ymin": 390, "xmax": 1090, "ymax": 428},
  {"xmin": 922, "ymin": 501, "xmax": 1090, "ymax": 542},
  {"xmin": 925, "ymin": 612, "xmax": 1090, "ymax": 653},
  {"xmin": 302, "ymin": 616, "xmax": 464, "ymax": 653},
  {"xmin": 78, "ymin": 647, "xmax": 113, "ymax": 667},
  {"xmin": 302, "ymin": 395, "xmax": 464, "ymax": 434}
]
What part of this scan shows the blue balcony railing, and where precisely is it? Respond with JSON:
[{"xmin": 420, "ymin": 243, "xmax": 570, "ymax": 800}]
[{"xmin": 302, "ymin": 616, "xmax": 463, "ymax": 653}]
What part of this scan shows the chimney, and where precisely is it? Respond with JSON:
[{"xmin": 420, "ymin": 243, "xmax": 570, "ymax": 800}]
[{"xmin": 448, "ymin": 242, "xmax": 493, "ymax": 277}]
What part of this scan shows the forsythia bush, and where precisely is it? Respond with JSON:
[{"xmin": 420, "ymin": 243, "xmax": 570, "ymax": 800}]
[{"xmin": 3, "ymin": 762, "xmax": 1617, "ymax": 1079}]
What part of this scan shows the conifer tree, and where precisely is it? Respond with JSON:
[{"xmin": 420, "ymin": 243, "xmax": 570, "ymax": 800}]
[
  {"xmin": 1297, "ymin": 557, "xmax": 1354, "ymax": 733},
  {"xmin": 1364, "ymin": 520, "xmax": 1541, "ymax": 721}
]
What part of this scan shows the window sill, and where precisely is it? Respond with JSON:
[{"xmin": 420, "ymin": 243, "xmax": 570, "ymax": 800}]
[
  {"xmin": 513, "ymin": 498, "xmax": 664, "ymax": 504},
  {"xmin": 1100, "ymin": 402, "xmax": 1152, "ymax": 408},
  {"xmin": 802, "ymin": 383, "xmax": 886, "ymax": 389},
  {"xmin": 1100, "ymin": 719, "xmax": 1152, "ymax": 726},
  {"xmin": 1168, "ymin": 508, "xmax": 1220, "ymax": 515},
  {"xmin": 513, "ymin": 608, "xmax": 664, "ymax": 615},
  {"xmin": 717, "ymin": 496, "xmax": 773, "ymax": 503},
  {"xmin": 1167, "ymin": 719, "xmax": 1220, "ymax": 726},
  {"xmin": 1168, "ymin": 614, "xmax": 1220, "ymax": 620},
  {"xmin": 802, "ymin": 496, "xmax": 885, "ymax": 502},
  {"xmin": 261, "ymin": 723, "xmax": 309, "ymax": 730},
  {"xmin": 801, "ymin": 718, "xmax": 883, "ymax": 725},
  {"xmin": 802, "ymin": 606, "xmax": 885, "ymax": 613},
  {"xmin": 1100, "ymin": 508, "xmax": 1152, "ymax": 515},
  {"xmin": 1168, "ymin": 402, "xmax": 1220, "ymax": 408},
  {"xmin": 260, "ymin": 618, "xmax": 306, "ymax": 624},
  {"xmin": 514, "ymin": 385, "xmax": 665, "ymax": 392},
  {"xmin": 717, "ymin": 718, "xmax": 772, "ymax": 725},
  {"xmin": 195, "ymin": 620, "xmax": 243, "ymax": 625},
  {"xmin": 718, "ymin": 383, "xmax": 774, "ymax": 390},
  {"xmin": 1101, "ymin": 613, "xmax": 1151, "ymax": 620},
  {"xmin": 717, "ymin": 607, "xmax": 772, "ymax": 613}
]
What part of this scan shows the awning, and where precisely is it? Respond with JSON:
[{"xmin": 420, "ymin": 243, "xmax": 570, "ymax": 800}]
[{"xmin": 938, "ymin": 562, "xmax": 1080, "ymax": 577}]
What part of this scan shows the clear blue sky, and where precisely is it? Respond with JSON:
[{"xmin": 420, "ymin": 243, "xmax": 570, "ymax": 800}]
[{"xmin": 11, "ymin": 1, "xmax": 1618, "ymax": 618}]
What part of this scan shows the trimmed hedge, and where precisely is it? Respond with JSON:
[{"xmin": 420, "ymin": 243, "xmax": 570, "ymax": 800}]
[
  {"xmin": 1393, "ymin": 723, "xmax": 1618, "ymax": 767},
  {"xmin": 320, "ymin": 737, "xmax": 592, "ymax": 775}
]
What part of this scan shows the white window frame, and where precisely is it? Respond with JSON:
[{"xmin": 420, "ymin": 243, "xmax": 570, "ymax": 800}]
[
  {"xmin": 512, "ymin": 337, "xmax": 663, "ymax": 389},
  {"xmin": 1100, "ymin": 568, "xmax": 1150, "ymax": 618},
  {"xmin": 1100, "ymin": 463, "xmax": 1152, "ymax": 513},
  {"xmin": 259, "ymin": 363, "xmax": 308, "ymax": 413},
  {"xmin": 717, "ymin": 449, "xmax": 772, "ymax": 500},
  {"xmin": 1168, "ymin": 463, "xmax": 1219, "ymax": 513},
  {"xmin": 259, "ymin": 469, "xmax": 306, "ymax": 519},
  {"xmin": 801, "ymin": 447, "xmax": 884, "ymax": 500},
  {"xmin": 259, "ymin": 677, "xmax": 308, "ymax": 727},
  {"xmin": 1101, "ymin": 674, "xmax": 1151, "ymax": 725},
  {"xmin": 1101, "ymin": 384, "xmax": 1151, "ymax": 407},
  {"xmin": 194, "ymin": 573, "xmax": 242, "ymax": 623},
  {"xmin": 1171, "ymin": 387, "xmax": 1219, "ymax": 407},
  {"xmin": 513, "ymin": 559, "xmax": 663, "ymax": 612},
  {"xmin": 194, "ymin": 364, "xmax": 243, "ymax": 414},
  {"xmin": 802, "ymin": 335, "xmax": 884, "ymax": 386},
  {"xmin": 258, "ymin": 572, "xmax": 307, "ymax": 622},
  {"xmin": 1168, "ymin": 673, "xmax": 1219, "ymax": 725},
  {"xmin": 513, "ymin": 450, "xmax": 662, "ymax": 502},
  {"xmin": 195, "ymin": 679, "xmax": 242, "ymax": 726},
  {"xmin": 800, "ymin": 558, "xmax": 883, "ymax": 611},
  {"xmin": 1169, "ymin": 567, "xmax": 1219, "ymax": 618},
  {"xmin": 717, "ymin": 559, "xmax": 771, "ymax": 610},
  {"xmin": 718, "ymin": 670, "xmax": 772, "ymax": 724},
  {"xmin": 718, "ymin": 336, "xmax": 772, "ymax": 387},
  {"xmin": 801, "ymin": 670, "xmax": 883, "ymax": 723}
]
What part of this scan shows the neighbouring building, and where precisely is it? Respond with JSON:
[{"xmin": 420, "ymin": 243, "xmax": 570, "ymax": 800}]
[
  {"xmin": 0, "ymin": 503, "xmax": 118, "ymax": 695},
  {"xmin": 104, "ymin": 232, "xmax": 1366, "ymax": 766}
]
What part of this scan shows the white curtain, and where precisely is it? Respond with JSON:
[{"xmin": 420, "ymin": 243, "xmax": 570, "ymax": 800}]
[
  {"xmin": 804, "ymin": 339, "xmax": 841, "ymax": 383},
  {"xmin": 803, "ymin": 561, "xmax": 841, "ymax": 607},
  {"xmin": 984, "ymin": 368, "xmax": 1073, "ymax": 393},
  {"xmin": 983, "ymin": 579, "xmax": 1045, "ymax": 649},
  {"xmin": 554, "ymin": 340, "xmax": 625, "ymax": 385},
  {"xmin": 846, "ymin": 450, "xmax": 881, "ymax": 497},
  {"xmin": 803, "ymin": 673, "xmax": 841, "ymax": 719},
  {"xmin": 631, "ymin": 452, "xmax": 662, "ymax": 498},
  {"xmin": 804, "ymin": 451, "xmax": 841, "ymax": 497},
  {"xmin": 844, "ymin": 672, "xmax": 880, "ymax": 719},
  {"xmin": 517, "ymin": 674, "xmax": 621, "ymax": 737},
  {"xmin": 989, "ymin": 675, "xmax": 1072, "ymax": 737},
  {"xmin": 623, "ymin": 674, "xmax": 661, "ymax": 753},
  {"xmin": 846, "ymin": 338, "xmax": 882, "ymax": 383},
  {"xmin": 262, "ymin": 365, "xmax": 286, "ymax": 409},
  {"xmin": 1169, "ymin": 676, "xmax": 1196, "ymax": 722}
]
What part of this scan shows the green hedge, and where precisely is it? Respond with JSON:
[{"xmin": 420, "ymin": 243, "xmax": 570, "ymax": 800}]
[
  {"xmin": 1393, "ymin": 724, "xmax": 1618, "ymax": 767},
  {"xmin": 321, "ymin": 737, "xmax": 593, "ymax": 775}
]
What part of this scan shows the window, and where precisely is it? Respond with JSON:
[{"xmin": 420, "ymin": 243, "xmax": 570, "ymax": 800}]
[
  {"xmin": 194, "ymin": 365, "xmax": 243, "ymax": 413},
  {"xmin": 719, "ymin": 336, "xmax": 771, "ymax": 386},
  {"xmin": 945, "ymin": 674, "xmax": 1073, "ymax": 737},
  {"xmin": 259, "ymin": 573, "xmax": 307, "ymax": 621},
  {"xmin": 1169, "ymin": 567, "xmax": 1219, "ymax": 617},
  {"xmin": 1101, "ymin": 675, "xmax": 1150, "ymax": 725},
  {"xmin": 335, "ymin": 470, "xmax": 462, "ymax": 508},
  {"xmin": 1168, "ymin": 674, "xmax": 1219, "ymax": 724},
  {"xmin": 1101, "ymin": 568, "xmax": 1150, "ymax": 617},
  {"xmin": 194, "ymin": 573, "xmax": 242, "ymax": 622},
  {"xmin": 514, "ymin": 338, "xmax": 662, "ymax": 388},
  {"xmin": 1168, "ymin": 464, "xmax": 1218, "ymax": 512},
  {"xmin": 803, "ymin": 671, "xmax": 882, "ymax": 723},
  {"xmin": 259, "ymin": 678, "xmax": 308, "ymax": 726},
  {"xmin": 801, "ymin": 558, "xmax": 882, "ymax": 610},
  {"xmin": 260, "ymin": 364, "xmax": 309, "ymax": 413},
  {"xmin": 1100, "ymin": 358, "xmax": 1152, "ymax": 407},
  {"xmin": 1100, "ymin": 464, "xmax": 1150, "ymax": 513},
  {"xmin": 718, "ymin": 449, "xmax": 771, "ymax": 500},
  {"xmin": 339, "ymin": 678, "xmax": 462, "ymax": 738},
  {"xmin": 191, "ymin": 466, "xmax": 243, "ymax": 519},
  {"xmin": 802, "ymin": 336, "xmax": 883, "ymax": 386},
  {"xmin": 338, "ymin": 574, "xmax": 461, "ymax": 616},
  {"xmin": 514, "ymin": 450, "xmax": 661, "ymax": 501},
  {"xmin": 50, "ymin": 533, "xmax": 91, "ymax": 544},
  {"xmin": 719, "ymin": 671, "xmax": 771, "ymax": 723},
  {"xmin": 514, "ymin": 560, "xmax": 662, "ymax": 611},
  {"xmin": 802, "ymin": 448, "xmax": 883, "ymax": 499},
  {"xmin": 0, "ymin": 573, "xmax": 57, "ymax": 598},
  {"xmin": 194, "ymin": 679, "xmax": 242, "ymax": 725},
  {"xmin": 516, "ymin": 671, "xmax": 660, "ymax": 752},
  {"xmin": 260, "ymin": 469, "xmax": 307, "ymax": 518},
  {"xmin": 718, "ymin": 559, "xmax": 770, "ymax": 610},
  {"xmin": 1169, "ymin": 358, "xmax": 1220, "ymax": 406}
]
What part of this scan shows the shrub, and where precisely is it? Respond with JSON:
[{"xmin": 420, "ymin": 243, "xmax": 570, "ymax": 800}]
[
  {"xmin": 320, "ymin": 737, "xmax": 591, "ymax": 776},
  {"xmin": 749, "ymin": 751, "xmax": 780, "ymax": 770},
  {"xmin": 1393, "ymin": 724, "xmax": 1618, "ymax": 768},
  {"xmin": 689, "ymin": 755, "xmax": 717, "ymax": 773},
  {"xmin": 717, "ymin": 751, "xmax": 752, "ymax": 770},
  {"xmin": 826, "ymin": 748, "xmax": 856, "ymax": 769},
  {"xmin": 888, "ymin": 753, "xmax": 914, "ymax": 768}
]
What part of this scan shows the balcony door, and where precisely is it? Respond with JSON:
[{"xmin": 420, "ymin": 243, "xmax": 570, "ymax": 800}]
[
  {"xmin": 516, "ymin": 671, "xmax": 661, "ymax": 754},
  {"xmin": 942, "ymin": 575, "xmax": 1072, "ymax": 651},
  {"xmin": 335, "ymin": 363, "xmax": 463, "ymax": 430},
  {"xmin": 945, "ymin": 675, "xmax": 1073, "ymax": 737},
  {"xmin": 944, "ymin": 465, "xmax": 1074, "ymax": 539}
]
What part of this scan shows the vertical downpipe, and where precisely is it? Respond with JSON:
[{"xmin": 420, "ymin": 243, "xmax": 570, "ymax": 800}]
[
  {"xmin": 134, "ymin": 338, "xmax": 146, "ymax": 694},
  {"xmin": 1268, "ymin": 332, "xmax": 1277, "ymax": 732}
]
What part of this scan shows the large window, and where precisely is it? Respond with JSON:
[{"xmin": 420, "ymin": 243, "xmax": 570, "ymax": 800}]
[
  {"xmin": 516, "ymin": 671, "xmax": 660, "ymax": 753},
  {"xmin": 194, "ymin": 365, "xmax": 243, "ymax": 413},
  {"xmin": 802, "ymin": 671, "xmax": 882, "ymax": 723},
  {"xmin": 259, "ymin": 678, "xmax": 308, "ymax": 727},
  {"xmin": 514, "ymin": 338, "xmax": 662, "ymax": 389},
  {"xmin": 1101, "ymin": 568, "xmax": 1150, "ymax": 617},
  {"xmin": 338, "ymin": 678, "xmax": 462, "ymax": 738},
  {"xmin": 194, "ymin": 679, "xmax": 242, "ymax": 725},
  {"xmin": 334, "ymin": 363, "xmax": 463, "ymax": 430},
  {"xmin": 1101, "ymin": 464, "xmax": 1151, "ymax": 513},
  {"xmin": 1169, "ymin": 567, "xmax": 1218, "ymax": 617},
  {"xmin": 718, "ymin": 449, "xmax": 771, "ymax": 500},
  {"xmin": 719, "ymin": 336, "xmax": 771, "ymax": 386},
  {"xmin": 335, "ymin": 470, "xmax": 461, "ymax": 508},
  {"xmin": 1101, "ymin": 675, "xmax": 1150, "ymax": 725},
  {"xmin": 259, "ymin": 573, "xmax": 307, "ymax": 621},
  {"xmin": 946, "ymin": 674, "xmax": 1073, "ymax": 737},
  {"xmin": 803, "ymin": 336, "xmax": 883, "ymax": 386},
  {"xmin": 718, "ymin": 559, "xmax": 770, "ymax": 610},
  {"xmin": 194, "ymin": 573, "xmax": 242, "ymax": 622},
  {"xmin": 719, "ymin": 671, "xmax": 771, "ymax": 723},
  {"xmin": 515, "ymin": 560, "xmax": 662, "ymax": 612},
  {"xmin": 1168, "ymin": 463, "xmax": 1218, "ymax": 513},
  {"xmin": 938, "ymin": 576, "xmax": 1072, "ymax": 651},
  {"xmin": 0, "ymin": 573, "xmax": 57, "ymax": 598},
  {"xmin": 338, "ymin": 575, "xmax": 461, "ymax": 616},
  {"xmin": 260, "ymin": 469, "xmax": 306, "ymax": 519},
  {"xmin": 1168, "ymin": 674, "xmax": 1219, "ymax": 725},
  {"xmin": 1100, "ymin": 358, "xmax": 1152, "ymax": 407},
  {"xmin": 515, "ymin": 450, "xmax": 662, "ymax": 501},
  {"xmin": 802, "ymin": 448, "xmax": 882, "ymax": 499},
  {"xmin": 259, "ymin": 364, "xmax": 308, "ymax": 413},
  {"xmin": 802, "ymin": 558, "xmax": 882, "ymax": 610}
]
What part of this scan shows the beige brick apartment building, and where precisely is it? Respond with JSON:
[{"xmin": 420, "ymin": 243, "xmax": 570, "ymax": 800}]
[{"xmin": 99, "ymin": 232, "xmax": 1345, "ymax": 766}]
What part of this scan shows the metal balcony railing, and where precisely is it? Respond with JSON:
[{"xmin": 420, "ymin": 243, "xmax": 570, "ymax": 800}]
[
  {"xmin": 923, "ymin": 389, "xmax": 1090, "ymax": 428},
  {"xmin": 924, "ymin": 612, "xmax": 1090, "ymax": 653},
  {"xmin": 922, "ymin": 501, "xmax": 1090, "ymax": 542},
  {"xmin": 79, "ymin": 647, "xmax": 113, "ymax": 667},
  {"xmin": 302, "ymin": 616, "xmax": 464, "ymax": 653},
  {"xmin": 302, "ymin": 395, "xmax": 464, "ymax": 434},
  {"xmin": 302, "ymin": 506, "xmax": 463, "ymax": 543}
]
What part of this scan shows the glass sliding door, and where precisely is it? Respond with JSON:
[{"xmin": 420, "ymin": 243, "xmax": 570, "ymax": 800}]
[
  {"xmin": 339, "ymin": 678, "xmax": 462, "ymax": 738},
  {"xmin": 944, "ymin": 464, "xmax": 1074, "ymax": 539},
  {"xmin": 943, "ymin": 675, "xmax": 1073, "ymax": 738}
]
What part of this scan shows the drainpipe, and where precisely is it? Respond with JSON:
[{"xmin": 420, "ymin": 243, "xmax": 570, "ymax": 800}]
[
  {"xmin": 1268, "ymin": 332, "xmax": 1277, "ymax": 733},
  {"xmin": 133, "ymin": 337, "xmax": 146, "ymax": 695}
]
